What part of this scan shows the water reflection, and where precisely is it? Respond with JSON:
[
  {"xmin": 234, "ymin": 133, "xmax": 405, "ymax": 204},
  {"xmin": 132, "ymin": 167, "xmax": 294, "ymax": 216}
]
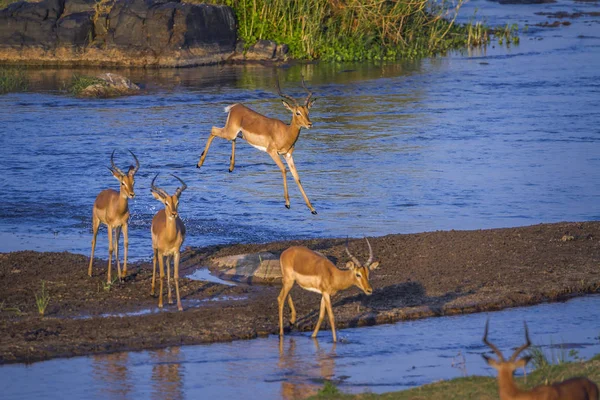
[
  {"xmin": 278, "ymin": 338, "xmax": 337, "ymax": 400},
  {"xmin": 150, "ymin": 348, "xmax": 184, "ymax": 400},
  {"xmin": 92, "ymin": 353, "xmax": 131, "ymax": 399}
]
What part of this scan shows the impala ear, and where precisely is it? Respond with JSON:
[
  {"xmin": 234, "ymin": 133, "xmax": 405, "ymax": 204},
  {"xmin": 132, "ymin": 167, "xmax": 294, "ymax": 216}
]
[
  {"xmin": 282, "ymin": 101, "xmax": 294, "ymax": 112},
  {"xmin": 307, "ymin": 98, "xmax": 317, "ymax": 109},
  {"xmin": 368, "ymin": 261, "xmax": 380, "ymax": 271},
  {"xmin": 515, "ymin": 356, "xmax": 531, "ymax": 369},
  {"xmin": 151, "ymin": 191, "xmax": 164, "ymax": 202},
  {"xmin": 346, "ymin": 261, "xmax": 356, "ymax": 270},
  {"xmin": 482, "ymin": 354, "xmax": 500, "ymax": 370}
]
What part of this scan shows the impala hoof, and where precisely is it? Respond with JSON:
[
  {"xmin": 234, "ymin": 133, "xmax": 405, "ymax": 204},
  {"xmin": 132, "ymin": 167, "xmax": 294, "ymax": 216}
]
[
  {"xmin": 311, "ymin": 210, "xmax": 318, "ymax": 215},
  {"xmin": 196, "ymin": 164, "xmax": 201, "ymax": 169},
  {"xmin": 285, "ymin": 204, "xmax": 290, "ymax": 209}
]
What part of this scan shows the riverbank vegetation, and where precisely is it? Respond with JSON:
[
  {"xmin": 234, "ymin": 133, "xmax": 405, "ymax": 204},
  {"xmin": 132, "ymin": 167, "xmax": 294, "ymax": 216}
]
[
  {"xmin": 0, "ymin": 67, "xmax": 28, "ymax": 94},
  {"xmin": 200, "ymin": 0, "xmax": 517, "ymax": 61},
  {"xmin": 313, "ymin": 353, "xmax": 600, "ymax": 399}
]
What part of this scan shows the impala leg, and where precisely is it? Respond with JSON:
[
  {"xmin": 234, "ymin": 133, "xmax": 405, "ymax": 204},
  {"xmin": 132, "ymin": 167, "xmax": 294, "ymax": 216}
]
[
  {"xmin": 166, "ymin": 255, "xmax": 173, "ymax": 305},
  {"xmin": 122, "ymin": 223, "xmax": 128, "ymax": 277},
  {"xmin": 268, "ymin": 151, "xmax": 291, "ymax": 209},
  {"xmin": 151, "ymin": 248, "xmax": 157, "ymax": 296},
  {"xmin": 323, "ymin": 293, "xmax": 337, "ymax": 342},
  {"xmin": 88, "ymin": 215, "xmax": 100, "ymax": 277},
  {"xmin": 158, "ymin": 253, "xmax": 165, "ymax": 308},
  {"xmin": 229, "ymin": 139, "xmax": 236, "ymax": 173},
  {"xmin": 107, "ymin": 226, "xmax": 113, "ymax": 284},
  {"xmin": 277, "ymin": 279, "xmax": 294, "ymax": 336},
  {"xmin": 284, "ymin": 153, "xmax": 317, "ymax": 215},
  {"xmin": 174, "ymin": 252, "xmax": 183, "ymax": 311},
  {"xmin": 114, "ymin": 226, "xmax": 122, "ymax": 281},
  {"xmin": 312, "ymin": 296, "xmax": 327, "ymax": 339},
  {"xmin": 287, "ymin": 294, "xmax": 297, "ymax": 325},
  {"xmin": 196, "ymin": 134, "xmax": 216, "ymax": 168}
]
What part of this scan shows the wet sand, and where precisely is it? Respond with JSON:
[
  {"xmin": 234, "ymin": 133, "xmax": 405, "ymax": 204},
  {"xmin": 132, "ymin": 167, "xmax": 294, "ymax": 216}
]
[{"xmin": 1, "ymin": 221, "xmax": 599, "ymax": 364}]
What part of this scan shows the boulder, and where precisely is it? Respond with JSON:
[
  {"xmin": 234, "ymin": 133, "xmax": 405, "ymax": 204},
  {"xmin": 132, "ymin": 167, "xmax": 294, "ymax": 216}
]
[
  {"xmin": 0, "ymin": 0, "xmax": 239, "ymax": 66},
  {"xmin": 209, "ymin": 252, "xmax": 282, "ymax": 285}
]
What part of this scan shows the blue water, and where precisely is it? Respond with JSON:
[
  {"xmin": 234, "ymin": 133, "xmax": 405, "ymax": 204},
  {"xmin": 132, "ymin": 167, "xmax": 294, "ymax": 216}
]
[
  {"xmin": 1, "ymin": 0, "xmax": 599, "ymax": 262},
  {"xmin": 2, "ymin": 295, "xmax": 599, "ymax": 399}
]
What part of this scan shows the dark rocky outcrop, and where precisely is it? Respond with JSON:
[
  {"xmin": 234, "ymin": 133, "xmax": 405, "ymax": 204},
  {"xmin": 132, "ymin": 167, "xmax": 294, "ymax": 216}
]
[{"xmin": 0, "ymin": 0, "xmax": 249, "ymax": 67}]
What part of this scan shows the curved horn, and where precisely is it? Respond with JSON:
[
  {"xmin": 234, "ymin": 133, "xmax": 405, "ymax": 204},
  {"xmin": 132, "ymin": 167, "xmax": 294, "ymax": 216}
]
[
  {"xmin": 275, "ymin": 75, "xmax": 298, "ymax": 107},
  {"xmin": 110, "ymin": 150, "xmax": 125, "ymax": 177},
  {"xmin": 171, "ymin": 174, "xmax": 187, "ymax": 198},
  {"xmin": 301, "ymin": 75, "xmax": 314, "ymax": 106},
  {"xmin": 483, "ymin": 319, "xmax": 505, "ymax": 362},
  {"xmin": 509, "ymin": 322, "xmax": 532, "ymax": 362},
  {"xmin": 365, "ymin": 237, "xmax": 373, "ymax": 267},
  {"xmin": 128, "ymin": 150, "xmax": 140, "ymax": 174},
  {"xmin": 150, "ymin": 173, "xmax": 168, "ymax": 199},
  {"xmin": 345, "ymin": 237, "xmax": 362, "ymax": 267}
]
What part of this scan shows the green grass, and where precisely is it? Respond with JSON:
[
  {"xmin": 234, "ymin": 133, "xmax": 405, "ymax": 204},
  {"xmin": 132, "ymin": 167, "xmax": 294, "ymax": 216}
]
[
  {"xmin": 69, "ymin": 74, "xmax": 107, "ymax": 96},
  {"xmin": 198, "ymin": 0, "xmax": 498, "ymax": 62},
  {"xmin": 34, "ymin": 281, "xmax": 50, "ymax": 316},
  {"xmin": 0, "ymin": 66, "xmax": 28, "ymax": 94},
  {"xmin": 310, "ymin": 355, "xmax": 600, "ymax": 399}
]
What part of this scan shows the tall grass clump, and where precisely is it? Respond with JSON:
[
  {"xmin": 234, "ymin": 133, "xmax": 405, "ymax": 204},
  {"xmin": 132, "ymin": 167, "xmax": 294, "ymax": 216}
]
[
  {"xmin": 0, "ymin": 66, "xmax": 28, "ymax": 94},
  {"xmin": 199, "ymin": 0, "xmax": 478, "ymax": 61},
  {"xmin": 35, "ymin": 280, "xmax": 50, "ymax": 316}
]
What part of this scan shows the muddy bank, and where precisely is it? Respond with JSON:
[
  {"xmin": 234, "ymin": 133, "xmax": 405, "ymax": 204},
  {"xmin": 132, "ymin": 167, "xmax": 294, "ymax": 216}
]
[{"xmin": 1, "ymin": 221, "xmax": 599, "ymax": 364}]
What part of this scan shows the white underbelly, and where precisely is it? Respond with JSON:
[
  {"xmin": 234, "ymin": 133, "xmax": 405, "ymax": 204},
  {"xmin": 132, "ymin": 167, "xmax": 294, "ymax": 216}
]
[
  {"xmin": 299, "ymin": 285, "xmax": 322, "ymax": 295},
  {"xmin": 248, "ymin": 142, "xmax": 267, "ymax": 152}
]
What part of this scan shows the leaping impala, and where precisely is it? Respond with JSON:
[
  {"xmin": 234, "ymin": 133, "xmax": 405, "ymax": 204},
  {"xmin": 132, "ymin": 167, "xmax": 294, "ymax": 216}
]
[
  {"xmin": 89, "ymin": 150, "xmax": 139, "ymax": 283},
  {"xmin": 150, "ymin": 173, "xmax": 187, "ymax": 311},
  {"xmin": 196, "ymin": 76, "xmax": 318, "ymax": 214},
  {"xmin": 482, "ymin": 320, "xmax": 599, "ymax": 400},
  {"xmin": 278, "ymin": 238, "xmax": 380, "ymax": 342}
]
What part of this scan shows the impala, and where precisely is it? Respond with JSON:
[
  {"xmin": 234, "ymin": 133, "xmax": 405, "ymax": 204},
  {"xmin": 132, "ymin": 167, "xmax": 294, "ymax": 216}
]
[
  {"xmin": 88, "ymin": 150, "xmax": 139, "ymax": 283},
  {"xmin": 278, "ymin": 238, "xmax": 380, "ymax": 342},
  {"xmin": 483, "ymin": 320, "xmax": 599, "ymax": 400},
  {"xmin": 196, "ymin": 76, "xmax": 318, "ymax": 214},
  {"xmin": 150, "ymin": 173, "xmax": 187, "ymax": 311}
]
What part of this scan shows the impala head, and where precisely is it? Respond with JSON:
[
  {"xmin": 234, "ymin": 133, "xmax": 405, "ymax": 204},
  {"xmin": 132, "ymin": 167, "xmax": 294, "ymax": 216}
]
[
  {"xmin": 109, "ymin": 149, "xmax": 140, "ymax": 199},
  {"xmin": 482, "ymin": 320, "xmax": 532, "ymax": 375},
  {"xmin": 277, "ymin": 75, "xmax": 317, "ymax": 129},
  {"xmin": 151, "ymin": 173, "xmax": 187, "ymax": 219},
  {"xmin": 345, "ymin": 237, "xmax": 380, "ymax": 295}
]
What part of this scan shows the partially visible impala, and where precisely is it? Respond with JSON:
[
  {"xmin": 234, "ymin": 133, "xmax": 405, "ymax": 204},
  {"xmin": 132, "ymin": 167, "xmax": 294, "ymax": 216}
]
[
  {"xmin": 196, "ymin": 76, "xmax": 318, "ymax": 214},
  {"xmin": 89, "ymin": 150, "xmax": 139, "ymax": 283},
  {"xmin": 278, "ymin": 238, "xmax": 380, "ymax": 342},
  {"xmin": 483, "ymin": 320, "xmax": 599, "ymax": 400},
  {"xmin": 150, "ymin": 173, "xmax": 187, "ymax": 311}
]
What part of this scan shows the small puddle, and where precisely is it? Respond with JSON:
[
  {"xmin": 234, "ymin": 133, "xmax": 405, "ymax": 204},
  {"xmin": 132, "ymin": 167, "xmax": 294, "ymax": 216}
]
[
  {"xmin": 187, "ymin": 267, "xmax": 238, "ymax": 286},
  {"xmin": 3, "ymin": 295, "xmax": 600, "ymax": 399},
  {"xmin": 72, "ymin": 295, "xmax": 248, "ymax": 320}
]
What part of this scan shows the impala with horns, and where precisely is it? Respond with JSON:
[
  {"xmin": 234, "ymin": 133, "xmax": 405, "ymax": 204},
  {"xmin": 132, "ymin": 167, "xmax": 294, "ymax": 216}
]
[
  {"xmin": 278, "ymin": 238, "xmax": 380, "ymax": 342},
  {"xmin": 150, "ymin": 173, "xmax": 187, "ymax": 311},
  {"xmin": 483, "ymin": 320, "xmax": 599, "ymax": 400},
  {"xmin": 88, "ymin": 150, "xmax": 140, "ymax": 283},
  {"xmin": 196, "ymin": 76, "xmax": 318, "ymax": 214}
]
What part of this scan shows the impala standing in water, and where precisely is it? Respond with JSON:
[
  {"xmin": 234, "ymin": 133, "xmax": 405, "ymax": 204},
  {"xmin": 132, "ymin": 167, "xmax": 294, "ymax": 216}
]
[
  {"xmin": 150, "ymin": 173, "xmax": 187, "ymax": 311},
  {"xmin": 89, "ymin": 150, "xmax": 139, "ymax": 283},
  {"xmin": 278, "ymin": 238, "xmax": 380, "ymax": 342},
  {"xmin": 196, "ymin": 76, "xmax": 318, "ymax": 214}
]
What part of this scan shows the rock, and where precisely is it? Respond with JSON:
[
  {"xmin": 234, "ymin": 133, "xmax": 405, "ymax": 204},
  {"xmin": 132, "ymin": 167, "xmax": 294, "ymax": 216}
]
[
  {"xmin": 231, "ymin": 39, "xmax": 289, "ymax": 62},
  {"xmin": 0, "ymin": 0, "xmax": 239, "ymax": 67},
  {"xmin": 78, "ymin": 73, "xmax": 140, "ymax": 97},
  {"xmin": 209, "ymin": 252, "xmax": 282, "ymax": 285}
]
